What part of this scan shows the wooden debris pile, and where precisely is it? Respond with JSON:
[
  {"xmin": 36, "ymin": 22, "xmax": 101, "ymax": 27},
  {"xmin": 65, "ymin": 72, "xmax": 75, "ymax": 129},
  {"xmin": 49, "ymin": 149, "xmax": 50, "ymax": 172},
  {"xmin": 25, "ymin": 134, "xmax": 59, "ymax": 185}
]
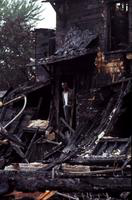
[{"xmin": 0, "ymin": 78, "xmax": 131, "ymax": 200}]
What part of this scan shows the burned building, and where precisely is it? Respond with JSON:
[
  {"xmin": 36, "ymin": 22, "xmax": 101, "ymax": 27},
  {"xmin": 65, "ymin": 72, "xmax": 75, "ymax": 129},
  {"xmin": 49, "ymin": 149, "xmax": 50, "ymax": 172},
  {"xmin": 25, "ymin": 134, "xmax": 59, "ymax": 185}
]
[
  {"xmin": 0, "ymin": 0, "xmax": 131, "ymax": 200},
  {"xmin": 52, "ymin": 0, "xmax": 131, "ymax": 51},
  {"xmin": 42, "ymin": 0, "xmax": 132, "ymax": 127}
]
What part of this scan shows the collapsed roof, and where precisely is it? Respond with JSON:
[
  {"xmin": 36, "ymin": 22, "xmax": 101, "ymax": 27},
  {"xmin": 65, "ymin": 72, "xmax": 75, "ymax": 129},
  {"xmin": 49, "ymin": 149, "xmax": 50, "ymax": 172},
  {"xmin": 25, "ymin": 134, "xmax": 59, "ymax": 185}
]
[{"xmin": 44, "ymin": 27, "xmax": 98, "ymax": 64}]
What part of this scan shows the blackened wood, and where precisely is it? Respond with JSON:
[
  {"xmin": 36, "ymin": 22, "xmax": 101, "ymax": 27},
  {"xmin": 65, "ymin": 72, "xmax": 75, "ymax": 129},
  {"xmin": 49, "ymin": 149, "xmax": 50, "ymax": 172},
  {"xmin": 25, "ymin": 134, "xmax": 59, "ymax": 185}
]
[
  {"xmin": 59, "ymin": 167, "xmax": 129, "ymax": 177},
  {"xmin": 60, "ymin": 117, "xmax": 75, "ymax": 134},
  {"xmin": 43, "ymin": 143, "xmax": 64, "ymax": 160},
  {"xmin": 0, "ymin": 158, "xmax": 5, "ymax": 169},
  {"xmin": 68, "ymin": 155, "xmax": 128, "ymax": 166},
  {"xmin": 99, "ymin": 76, "xmax": 132, "ymax": 89},
  {"xmin": 34, "ymin": 97, "xmax": 43, "ymax": 119},
  {"xmin": 96, "ymin": 141, "xmax": 108, "ymax": 155},
  {"xmin": 25, "ymin": 128, "xmax": 39, "ymax": 160},
  {"xmin": 0, "ymin": 125, "xmax": 24, "ymax": 148},
  {"xmin": 100, "ymin": 137, "xmax": 129, "ymax": 142},
  {"xmin": 41, "ymin": 123, "xmax": 86, "ymax": 170},
  {"xmin": 10, "ymin": 143, "xmax": 27, "ymax": 163},
  {"xmin": 120, "ymin": 136, "xmax": 131, "ymax": 154},
  {"xmin": 0, "ymin": 170, "xmax": 131, "ymax": 193},
  {"xmin": 23, "ymin": 127, "xmax": 45, "ymax": 134}
]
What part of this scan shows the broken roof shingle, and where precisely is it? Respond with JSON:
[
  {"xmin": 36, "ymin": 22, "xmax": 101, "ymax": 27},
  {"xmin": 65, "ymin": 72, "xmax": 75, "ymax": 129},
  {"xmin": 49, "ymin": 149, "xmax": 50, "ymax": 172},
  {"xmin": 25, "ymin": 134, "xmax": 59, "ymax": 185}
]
[
  {"xmin": 58, "ymin": 28, "xmax": 97, "ymax": 54},
  {"xmin": 45, "ymin": 26, "xmax": 98, "ymax": 64}
]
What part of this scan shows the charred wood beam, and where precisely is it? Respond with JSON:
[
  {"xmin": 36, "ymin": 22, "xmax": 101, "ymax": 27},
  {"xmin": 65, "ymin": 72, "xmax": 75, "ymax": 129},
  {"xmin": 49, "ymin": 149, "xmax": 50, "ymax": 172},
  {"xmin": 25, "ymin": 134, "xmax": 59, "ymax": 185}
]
[
  {"xmin": 98, "ymin": 77, "xmax": 132, "ymax": 90},
  {"xmin": 11, "ymin": 143, "xmax": 27, "ymax": 163},
  {"xmin": 100, "ymin": 137, "xmax": 129, "ymax": 142},
  {"xmin": 68, "ymin": 156, "xmax": 129, "ymax": 166},
  {"xmin": 0, "ymin": 125, "xmax": 28, "ymax": 162},
  {"xmin": 21, "ymin": 81, "xmax": 51, "ymax": 96},
  {"xmin": 92, "ymin": 141, "xmax": 107, "ymax": 155},
  {"xmin": 95, "ymin": 141, "xmax": 108, "ymax": 155},
  {"xmin": 0, "ymin": 171, "xmax": 131, "ymax": 194},
  {"xmin": 58, "ymin": 167, "xmax": 131, "ymax": 178},
  {"xmin": 43, "ymin": 143, "xmax": 64, "ymax": 160},
  {"xmin": 25, "ymin": 128, "xmax": 39, "ymax": 160},
  {"xmin": 42, "ymin": 123, "xmax": 86, "ymax": 170},
  {"xmin": 91, "ymin": 81, "xmax": 131, "ymax": 151},
  {"xmin": 41, "ymin": 147, "xmax": 78, "ymax": 171},
  {"xmin": 78, "ymin": 98, "xmax": 114, "ymax": 151},
  {"xmin": 120, "ymin": 136, "xmax": 131, "ymax": 154},
  {"xmin": 23, "ymin": 127, "xmax": 45, "ymax": 134},
  {"xmin": 60, "ymin": 117, "xmax": 75, "ymax": 134},
  {"xmin": 0, "ymin": 125, "xmax": 24, "ymax": 148},
  {"xmin": 42, "ymin": 139, "xmax": 62, "ymax": 146},
  {"xmin": 58, "ymin": 163, "xmax": 131, "ymax": 178}
]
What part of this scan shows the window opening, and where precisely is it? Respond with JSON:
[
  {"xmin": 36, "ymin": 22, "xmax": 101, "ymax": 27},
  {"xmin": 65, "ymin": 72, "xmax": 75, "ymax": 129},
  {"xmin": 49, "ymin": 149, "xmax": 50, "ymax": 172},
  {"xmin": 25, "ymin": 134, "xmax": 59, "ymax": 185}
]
[{"xmin": 109, "ymin": 1, "xmax": 128, "ymax": 50}]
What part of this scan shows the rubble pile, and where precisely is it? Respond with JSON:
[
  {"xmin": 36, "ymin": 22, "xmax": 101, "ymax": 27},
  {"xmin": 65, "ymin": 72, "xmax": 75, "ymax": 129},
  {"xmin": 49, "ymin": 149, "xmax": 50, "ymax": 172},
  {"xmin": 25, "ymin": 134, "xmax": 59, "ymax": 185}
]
[
  {"xmin": 0, "ymin": 77, "xmax": 131, "ymax": 200},
  {"xmin": 0, "ymin": 0, "xmax": 131, "ymax": 199}
]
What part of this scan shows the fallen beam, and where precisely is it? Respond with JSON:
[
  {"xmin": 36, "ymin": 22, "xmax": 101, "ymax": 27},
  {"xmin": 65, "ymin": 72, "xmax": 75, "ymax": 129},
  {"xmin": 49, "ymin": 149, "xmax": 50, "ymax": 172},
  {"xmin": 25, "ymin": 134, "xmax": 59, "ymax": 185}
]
[
  {"xmin": 60, "ymin": 117, "xmax": 75, "ymax": 134},
  {"xmin": 0, "ymin": 170, "xmax": 131, "ymax": 194},
  {"xmin": 0, "ymin": 125, "xmax": 24, "ymax": 148},
  {"xmin": 68, "ymin": 155, "xmax": 129, "ymax": 166}
]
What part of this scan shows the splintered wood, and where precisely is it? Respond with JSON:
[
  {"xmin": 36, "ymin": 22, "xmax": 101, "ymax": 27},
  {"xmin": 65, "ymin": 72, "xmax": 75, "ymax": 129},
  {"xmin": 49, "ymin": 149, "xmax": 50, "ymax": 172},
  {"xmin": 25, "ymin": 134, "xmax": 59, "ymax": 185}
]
[
  {"xmin": 6, "ymin": 191, "xmax": 56, "ymax": 200},
  {"xmin": 27, "ymin": 120, "xmax": 49, "ymax": 129},
  {"xmin": 95, "ymin": 48, "xmax": 124, "ymax": 82},
  {"xmin": 6, "ymin": 192, "xmax": 41, "ymax": 200},
  {"xmin": 37, "ymin": 191, "xmax": 56, "ymax": 200},
  {"xmin": 4, "ymin": 163, "xmax": 48, "ymax": 171},
  {"xmin": 62, "ymin": 164, "xmax": 90, "ymax": 173}
]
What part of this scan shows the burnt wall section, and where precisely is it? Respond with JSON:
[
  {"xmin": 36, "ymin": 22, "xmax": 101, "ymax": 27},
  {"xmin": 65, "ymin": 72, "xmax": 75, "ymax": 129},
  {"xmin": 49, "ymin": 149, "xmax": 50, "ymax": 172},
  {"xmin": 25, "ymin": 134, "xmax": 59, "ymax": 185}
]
[
  {"xmin": 35, "ymin": 28, "xmax": 55, "ymax": 61},
  {"xmin": 129, "ymin": 0, "xmax": 132, "ymax": 45},
  {"xmin": 56, "ymin": 0, "xmax": 105, "ymax": 49},
  {"xmin": 54, "ymin": 0, "xmax": 132, "ymax": 52},
  {"xmin": 107, "ymin": 1, "xmax": 129, "ymax": 50}
]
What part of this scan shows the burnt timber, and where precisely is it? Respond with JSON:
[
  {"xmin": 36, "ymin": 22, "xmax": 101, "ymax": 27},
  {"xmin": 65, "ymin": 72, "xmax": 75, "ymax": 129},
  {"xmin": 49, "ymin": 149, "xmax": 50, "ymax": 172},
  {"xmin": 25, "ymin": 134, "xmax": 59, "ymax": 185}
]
[{"xmin": 0, "ymin": 0, "xmax": 132, "ymax": 200}]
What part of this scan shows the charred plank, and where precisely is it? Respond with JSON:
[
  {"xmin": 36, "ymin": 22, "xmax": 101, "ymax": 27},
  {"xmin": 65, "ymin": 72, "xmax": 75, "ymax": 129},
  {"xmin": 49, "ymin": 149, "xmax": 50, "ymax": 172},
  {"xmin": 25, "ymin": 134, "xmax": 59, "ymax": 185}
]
[{"xmin": 0, "ymin": 170, "xmax": 131, "ymax": 193}]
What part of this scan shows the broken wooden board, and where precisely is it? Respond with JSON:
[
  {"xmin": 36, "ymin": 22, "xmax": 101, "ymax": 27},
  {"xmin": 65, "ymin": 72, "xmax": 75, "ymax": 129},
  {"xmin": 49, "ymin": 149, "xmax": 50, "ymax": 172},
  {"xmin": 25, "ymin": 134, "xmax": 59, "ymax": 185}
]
[
  {"xmin": 4, "ymin": 163, "xmax": 48, "ymax": 172},
  {"xmin": 0, "ymin": 169, "xmax": 131, "ymax": 193}
]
